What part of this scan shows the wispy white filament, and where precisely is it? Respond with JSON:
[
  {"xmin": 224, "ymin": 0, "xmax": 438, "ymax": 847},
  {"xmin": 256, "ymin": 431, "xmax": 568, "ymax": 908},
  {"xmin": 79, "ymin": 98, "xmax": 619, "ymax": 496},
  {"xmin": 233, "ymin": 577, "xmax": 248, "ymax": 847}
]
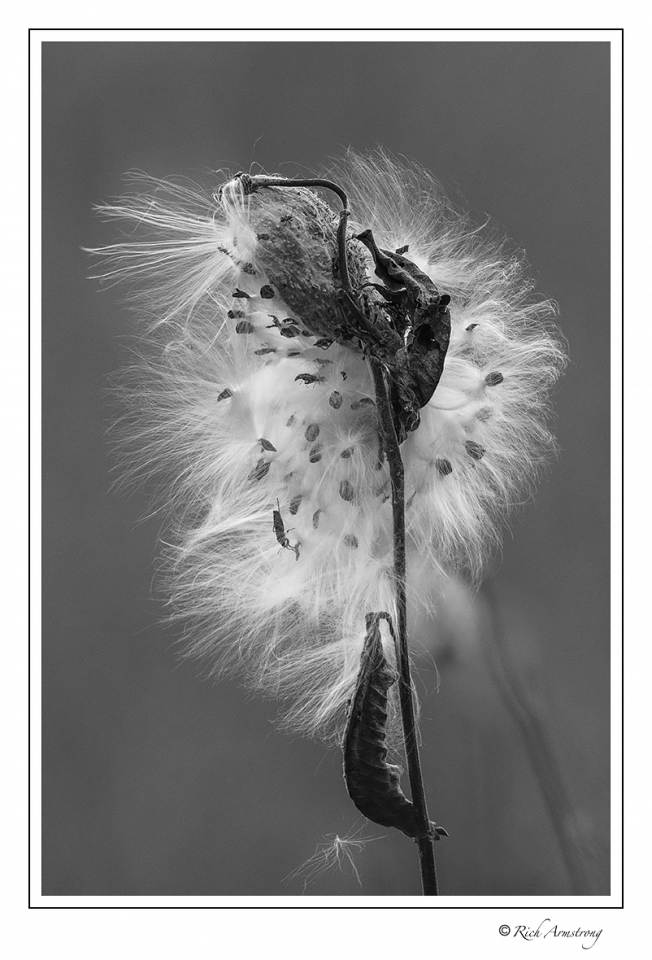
[{"xmin": 90, "ymin": 152, "xmax": 566, "ymax": 738}]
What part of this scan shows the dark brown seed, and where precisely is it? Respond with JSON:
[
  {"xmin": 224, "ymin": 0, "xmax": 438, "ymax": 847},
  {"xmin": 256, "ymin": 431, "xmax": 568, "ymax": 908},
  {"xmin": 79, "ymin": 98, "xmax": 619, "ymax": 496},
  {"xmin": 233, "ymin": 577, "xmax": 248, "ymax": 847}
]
[
  {"xmin": 289, "ymin": 495, "xmax": 302, "ymax": 515},
  {"xmin": 395, "ymin": 244, "xmax": 409, "ymax": 255},
  {"xmin": 485, "ymin": 371, "xmax": 504, "ymax": 386},
  {"xmin": 341, "ymin": 447, "xmax": 353, "ymax": 459},
  {"xmin": 254, "ymin": 347, "xmax": 276, "ymax": 355},
  {"xmin": 235, "ymin": 320, "xmax": 255, "ymax": 334},
  {"xmin": 248, "ymin": 459, "xmax": 270, "ymax": 482},
  {"xmin": 232, "ymin": 289, "xmax": 250, "ymax": 299},
  {"xmin": 465, "ymin": 440, "xmax": 486, "ymax": 461},
  {"xmin": 295, "ymin": 373, "xmax": 324, "ymax": 385},
  {"xmin": 314, "ymin": 338, "xmax": 333, "ymax": 350},
  {"xmin": 344, "ymin": 534, "xmax": 359, "ymax": 549},
  {"xmin": 466, "ymin": 323, "xmax": 479, "ymax": 332},
  {"xmin": 242, "ymin": 262, "xmax": 256, "ymax": 275},
  {"xmin": 341, "ymin": 371, "xmax": 348, "ymax": 381},
  {"xmin": 259, "ymin": 284, "xmax": 275, "ymax": 299},
  {"xmin": 339, "ymin": 480, "xmax": 354, "ymax": 502},
  {"xmin": 258, "ymin": 438, "xmax": 277, "ymax": 452},
  {"xmin": 312, "ymin": 509, "xmax": 321, "ymax": 529},
  {"xmin": 435, "ymin": 457, "xmax": 453, "ymax": 476},
  {"xmin": 279, "ymin": 326, "xmax": 300, "ymax": 338},
  {"xmin": 287, "ymin": 350, "xmax": 301, "ymax": 357},
  {"xmin": 305, "ymin": 423, "xmax": 320, "ymax": 442},
  {"xmin": 309, "ymin": 445, "xmax": 322, "ymax": 463},
  {"xmin": 228, "ymin": 309, "xmax": 245, "ymax": 319},
  {"xmin": 217, "ymin": 388, "xmax": 233, "ymax": 401},
  {"xmin": 440, "ymin": 293, "xmax": 451, "ymax": 306},
  {"xmin": 329, "ymin": 391, "xmax": 343, "ymax": 409}
]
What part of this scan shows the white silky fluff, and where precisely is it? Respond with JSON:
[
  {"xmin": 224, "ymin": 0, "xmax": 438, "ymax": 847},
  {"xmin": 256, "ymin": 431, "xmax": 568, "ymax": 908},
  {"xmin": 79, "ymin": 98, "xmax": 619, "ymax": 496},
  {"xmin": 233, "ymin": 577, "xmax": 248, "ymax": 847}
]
[{"xmin": 90, "ymin": 152, "xmax": 566, "ymax": 738}]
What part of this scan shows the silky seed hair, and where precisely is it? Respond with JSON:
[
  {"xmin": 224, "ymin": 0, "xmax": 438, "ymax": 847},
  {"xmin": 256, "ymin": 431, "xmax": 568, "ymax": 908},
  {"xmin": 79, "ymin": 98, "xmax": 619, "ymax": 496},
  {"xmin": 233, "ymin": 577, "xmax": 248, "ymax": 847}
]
[{"xmin": 89, "ymin": 151, "xmax": 566, "ymax": 738}]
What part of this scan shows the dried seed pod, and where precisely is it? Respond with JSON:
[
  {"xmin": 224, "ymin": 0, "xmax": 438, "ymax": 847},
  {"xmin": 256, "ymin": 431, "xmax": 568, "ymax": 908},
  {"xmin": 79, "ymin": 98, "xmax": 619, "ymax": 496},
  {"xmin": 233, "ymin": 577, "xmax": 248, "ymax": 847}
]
[{"xmin": 343, "ymin": 613, "xmax": 448, "ymax": 840}]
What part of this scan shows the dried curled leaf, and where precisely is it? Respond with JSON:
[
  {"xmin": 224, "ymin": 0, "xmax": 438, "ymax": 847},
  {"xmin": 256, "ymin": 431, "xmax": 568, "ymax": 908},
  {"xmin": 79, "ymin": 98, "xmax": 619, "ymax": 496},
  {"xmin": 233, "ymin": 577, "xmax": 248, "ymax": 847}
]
[{"xmin": 343, "ymin": 613, "xmax": 448, "ymax": 841}]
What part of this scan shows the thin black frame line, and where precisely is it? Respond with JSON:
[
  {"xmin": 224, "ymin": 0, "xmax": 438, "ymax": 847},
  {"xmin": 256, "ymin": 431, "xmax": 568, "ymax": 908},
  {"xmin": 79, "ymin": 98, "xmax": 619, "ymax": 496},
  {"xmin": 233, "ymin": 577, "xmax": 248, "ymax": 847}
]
[{"xmin": 29, "ymin": 27, "xmax": 624, "ymax": 910}]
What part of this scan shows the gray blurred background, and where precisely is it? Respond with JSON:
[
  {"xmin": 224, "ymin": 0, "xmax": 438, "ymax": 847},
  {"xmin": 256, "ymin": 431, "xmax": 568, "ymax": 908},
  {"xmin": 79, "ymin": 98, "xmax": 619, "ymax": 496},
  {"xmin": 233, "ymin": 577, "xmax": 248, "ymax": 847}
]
[{"xmin": 42, "ymin": 40, "xmax": 610, "ymax": 896}]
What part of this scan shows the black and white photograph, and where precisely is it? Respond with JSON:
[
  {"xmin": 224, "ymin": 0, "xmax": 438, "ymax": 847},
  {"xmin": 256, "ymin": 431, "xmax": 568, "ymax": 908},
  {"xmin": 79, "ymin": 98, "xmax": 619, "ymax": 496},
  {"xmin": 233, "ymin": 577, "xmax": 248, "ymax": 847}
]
[{"xmin": 26, "ymin": 25, "xmax": 625, "ymax": 927}]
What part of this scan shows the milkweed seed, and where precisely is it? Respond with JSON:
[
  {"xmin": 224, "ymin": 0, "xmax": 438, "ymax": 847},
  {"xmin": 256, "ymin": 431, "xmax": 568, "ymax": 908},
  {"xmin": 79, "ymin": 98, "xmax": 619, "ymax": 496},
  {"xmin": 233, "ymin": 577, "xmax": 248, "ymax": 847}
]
[
  {"xmin": 287, "ymin": 350, "xmax": 301, "ymax": 357},
  {"xmin": 395, "ymin": 244, "xmax": 409, "ymax": 254},
  {"xmin": 476, "ymin": 406, "xmax": 492, "ymax": 421},
  {"xmin": 232, "ymin": 289, "xmax": 250, "ymax": 299},
  {"xmin": 465, "ymin": 440, "xmax": 486, "ymax": 461},
  {"xmin": 485, "ymin": 371, "xmax": 504, "ymax": 386},
  {"xmin": 305, "ymin": 423, "xmax": 320, "ymax": 442},
  {"xmin": 286, "ymin": 415, "xmax": 296, "ymax": 427},
  {"xmin": 435, "ymin": 457, "xmax": 453, "ymax": 476},
  {"xmin": 242, "ymin": 262, "xmax": 256, "ymax": 275},
  {"xmin": 341, "ymin": 448, "xmax": 353, "ymax": 459},
  {"xmin": 256, "ymin": 233, "xmax": 270, "ymax": 241},
  {"xmin": 254, "ymin": 347, "xmax": 276, "ymax": 355},
  {"xmin": 466, "ymin": 322, "xmax": 479, "ymax": 332},
  {"xmin": 440, "ymin": 293, "xmax": 451, "ymax": 306},
  {"xmin": 259, "ymin": 285, "xmax": 275, "ymax": 299},
  {"xmin": 344, "ymin": 534, "xmax": 359, "ymax": 549},
  {"xmin": 351, "ymin": 397, "xmax": 375, "ymax": 410},
  {"xmin": 295, "ymin": 373, "xmax": 324, "ymax": 385},
  {"xmin": 217, "ymin": 388, "xmax": 233, "ymax": 401},
  {"xmin": 329, "ymin": 391, "xmax": 343, "ymax": 409},
  {"xmin": 339, "ymin": 480, "xmax": 354, "ymax": 502},
  {"xmin": 314, "ymin": 339, "xmax": 333, "ymax": 350},
  {"xmin": 312, "ymin": 510, "xmax": 321, "ymax": 529},
  {"xmin": 280, "ymin": 326, "xmax": 300, "ymax": 338},
  {"xmin": 248, "ymin": 459, "xmax": 270, "ymax": 482},
  {"xmin": 228, "ymin": 309, "xmax": 245, "ymax": 319},
  {"xmin": 235, "ymin": 320, "xmax": 255, "ymax": 334},
  {"xmin": 289, "ymin": 495, "xmax": 302, "ymax": 515},
  {"xmin": 309, "ymin": 445, "xmax": 322, "ymax": 463},
  {"xmin": 258, "ymin": 438, "xmax": 277, "ymax": 452}
]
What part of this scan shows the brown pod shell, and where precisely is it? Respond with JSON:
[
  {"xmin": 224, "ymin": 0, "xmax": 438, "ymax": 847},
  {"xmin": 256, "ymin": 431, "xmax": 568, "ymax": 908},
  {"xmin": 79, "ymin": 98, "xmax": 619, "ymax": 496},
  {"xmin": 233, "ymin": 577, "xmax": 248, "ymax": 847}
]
[
  {"xmin": 342, "ymin": 613, "xmax": 447, "ymax": 841},
  {"xmin": 239, "ymin": 187, "xmax": 369, "ymax": 342}
]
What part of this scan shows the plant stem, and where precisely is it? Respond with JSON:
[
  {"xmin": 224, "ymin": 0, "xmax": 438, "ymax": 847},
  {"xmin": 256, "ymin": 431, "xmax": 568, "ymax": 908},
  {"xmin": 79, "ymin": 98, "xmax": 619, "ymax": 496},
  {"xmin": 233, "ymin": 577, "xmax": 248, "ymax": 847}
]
[{"xmin": 370, "ymin": 359, "xmax": 439, "ymax": 896}]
